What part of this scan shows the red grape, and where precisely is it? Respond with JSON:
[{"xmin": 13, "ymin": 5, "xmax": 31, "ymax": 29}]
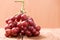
[
  {"xmin": 5, "ymin": 24, "xmax": 12, "ymax": 30},
  {"xmin": 21, "ymin": 30, "xmax": 25, "ymax": 35},
  {"xmin": 10, "ymin": 16, "xmax": 16, "ymax": 22},
  {"xmin": 35, "ymin": 25, "xmax": 41, "ymax": 31},
  {"xmin": 7, "ymin": 20, "xmax": 13, "ymax": 24},
  {"xmin": 11, "ymin": 27, "xmax": 20, "ymax": 34},
  {"xmin": 11, "ymin": 27, "xmax": 19, "ymax": 37},
  {"xmin": 23, "ymin": 27, "xmax": 27, "ymax": 31},
  {"xmin": 15, "ymin": 27, "xmax": 20, "ymax": 32},
  {"xmin": 32, "ymin": 28, "xmax": 36, "ymax": 34},
  {"xmin": 28, "ymin": 26, "xmax": 34, "ymax": 31},
  {"xmin": 5, "ymin": 18, "xmax": 10, "ymax": 24},
  {"xmin": 5, "ymin": 29, "xmax": 12, "ymax": 37},
  {"xmin": 21, "ymin": 21, "xmax": 28, "ymax": 27},
  {"xmin": 21, "ymin": 26, "xmax": 24, "ymax": 30},
  {"xmin": 8, "ymin": 23, "xmax": 14, "ymax": 28},
  {"xmin": 21, "ymin": 14, "xmax": 28, "ymax": 21},
  {"xmin": 25, "ymin": 30, "xmax": 32, "ymax": 37},
  {"xmin": 5, "ymin": 33, "xmax": 10, "ymax": 37},
  {"xmin": 15, "ymin": 13, "xmax": 22, "ymax": 22},
  {"xmin": 34, "ymin": 31, "xmax": 40, "ymax": 36},
  {"xmin": 5, "ymin": 14, "xmax": 41, "ymax": 37},
  {"xmin": 8, "ymin": 21, "xmax": 17, "ymax": 28},
  {"xmin": 27, "ymin": 19, "xmax": 35, "ymax": 26},
  {"xmin": 13, "ymin": 21, "xmax": 17, "ymax": 27},
  {"xmin": 28, "ymin": 17, "xmax": 33, "ymax": 21},
  {"xmin": 17, "ymin": 22, "xmax": 22, "ymax": 28}
]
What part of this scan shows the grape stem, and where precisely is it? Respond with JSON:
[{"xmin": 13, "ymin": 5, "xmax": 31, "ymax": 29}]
[
  {"xmin": 21, "ymin": 35, "xmax": 23, "ymax": 40},
  {"xmin": 20, "ymin": 0, "xmax": 26, "ymax": 14},
  {"xmin": 15, "ymin": 0, "xmax": 26, "ymax": 14}
]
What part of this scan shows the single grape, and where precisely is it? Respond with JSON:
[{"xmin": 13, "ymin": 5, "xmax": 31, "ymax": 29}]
[
  {"xmin": 28, "ymin": 26, "xmax": 34, "ymax": 31},
  {"xmin": 5, "ymin": 29, "xmax": 12, "ymax": 37},
  {"xmin": 21, "ymin": 26, "xmax": 24, "ymax": 30},
  {"xmin": 15, "ymin": 13, "xmax": 22, "ymax": 22},
  {"xmin": 27, "ymin": 19, "xmax": 35, "ymax": 26},
  {"xmin": 21, "ymin": 21, "xmax": 28, "ymax": 27},
  {"xmin": 35, "ymin": 25, "xmax": 41, "ymax": 31},
  {"xmin": 15, "ymin": 27, "xmax": 20, "ymax": 32},
  {"xmin": 31, "ymin": 28, "xmax": 36, "ymax": 34},
  {"xmin": 8, "ymin": 23, "xmax": 14, "ymax": 28},
  {"xmin": 34, "ymin": 31, "xmax": 40, "ymax": 36},
  {"xmin": 5, "ymin": 24, "xmax": 12, "ymax": 30},
  {"xmin": 25, "ymin": 30, "xmax": 32, "ymax": 37},
  {"xmin": 21, "ymin": 14, "xmax": 28, "ymax": 21},
  {"xmin": 10, "ymin": 16, "xmax": 16, "ymax": 22}
]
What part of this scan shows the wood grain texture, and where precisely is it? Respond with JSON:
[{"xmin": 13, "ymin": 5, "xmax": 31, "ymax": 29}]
[{"xmin": 0, "ymin": 28, "xmax": 60, "ymax": 40}]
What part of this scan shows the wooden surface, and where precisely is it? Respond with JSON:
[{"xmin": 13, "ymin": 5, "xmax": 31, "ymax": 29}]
[{"xmin": 0, "ymin": 28, "xmax": 60, "ymax": 40}]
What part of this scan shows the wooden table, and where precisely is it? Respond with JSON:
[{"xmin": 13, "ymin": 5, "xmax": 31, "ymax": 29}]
[{"xmin": 0, "ymin": 28, "xmax": 60, "ymax": 40}]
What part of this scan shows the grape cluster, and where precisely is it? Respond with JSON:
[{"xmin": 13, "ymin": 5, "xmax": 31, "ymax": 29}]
[{"xmin": 5, "ymin": 13, "xmax": 41, "ymax": 37}]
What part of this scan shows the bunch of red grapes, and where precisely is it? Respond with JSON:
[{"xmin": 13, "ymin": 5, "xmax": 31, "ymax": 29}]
[{"xmin": 5, "ymin": 13, "xmax": 41, "ymax": 37}]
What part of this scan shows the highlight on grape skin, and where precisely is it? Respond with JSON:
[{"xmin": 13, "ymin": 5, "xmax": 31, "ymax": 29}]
[{"xmin": 5, "ymin": 13, "xmax": 41, "ymax": 37}]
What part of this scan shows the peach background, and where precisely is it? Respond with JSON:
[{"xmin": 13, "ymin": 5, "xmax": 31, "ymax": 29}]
[{"xmin": 0, "ymin": 0, "xmax": 60, "ymax": 28}]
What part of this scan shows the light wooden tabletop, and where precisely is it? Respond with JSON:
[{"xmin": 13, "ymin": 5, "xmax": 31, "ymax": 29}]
[{"xmin": 0, "ymin": 28, "xmax": 60, "ymax": 40}]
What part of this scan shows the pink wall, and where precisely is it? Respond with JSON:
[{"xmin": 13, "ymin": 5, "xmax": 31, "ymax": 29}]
[{"xmin": 0, "ymin": 0, "xmax": 60, "ymax": 28}]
